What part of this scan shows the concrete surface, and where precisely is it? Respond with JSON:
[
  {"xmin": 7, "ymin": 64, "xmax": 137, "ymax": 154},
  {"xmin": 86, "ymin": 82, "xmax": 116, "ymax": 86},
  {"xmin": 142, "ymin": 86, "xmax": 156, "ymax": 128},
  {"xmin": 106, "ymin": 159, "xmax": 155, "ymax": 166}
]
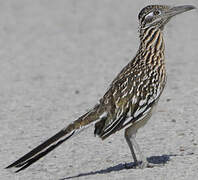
[{"xmin": 0, "ymin": 0, "xmax": 198, "ymax": 179}]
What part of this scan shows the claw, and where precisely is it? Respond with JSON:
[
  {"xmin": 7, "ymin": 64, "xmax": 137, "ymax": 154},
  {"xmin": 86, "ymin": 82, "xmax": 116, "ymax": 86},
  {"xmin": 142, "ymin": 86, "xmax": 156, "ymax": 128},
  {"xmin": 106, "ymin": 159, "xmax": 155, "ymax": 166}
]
[
  {"xmin": 140, "ymin": 161, "xmax": 154, "ymax": 168},
  {"xmin": 124, "ymin": 161, "xmax": 156, "ymax": 169},
  {"xmin": 124, "ymin": 162, "xmax": 139, "ymax": 169}
]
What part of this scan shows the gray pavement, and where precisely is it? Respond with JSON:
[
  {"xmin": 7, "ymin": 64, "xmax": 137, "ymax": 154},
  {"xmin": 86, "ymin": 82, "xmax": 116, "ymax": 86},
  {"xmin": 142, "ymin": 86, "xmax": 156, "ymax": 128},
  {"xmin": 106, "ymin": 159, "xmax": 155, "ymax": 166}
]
[{"xmin": 0, "ymin": 0, "xmax": 198, "ymax": 179}]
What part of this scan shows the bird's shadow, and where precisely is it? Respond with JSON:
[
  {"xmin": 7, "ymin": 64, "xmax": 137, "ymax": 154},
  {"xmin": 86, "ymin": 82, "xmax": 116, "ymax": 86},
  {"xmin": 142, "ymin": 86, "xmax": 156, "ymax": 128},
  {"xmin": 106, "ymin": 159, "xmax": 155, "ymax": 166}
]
[{"xmin": 60, "ymin": 154, "xmax": 176, "ymax": 180}]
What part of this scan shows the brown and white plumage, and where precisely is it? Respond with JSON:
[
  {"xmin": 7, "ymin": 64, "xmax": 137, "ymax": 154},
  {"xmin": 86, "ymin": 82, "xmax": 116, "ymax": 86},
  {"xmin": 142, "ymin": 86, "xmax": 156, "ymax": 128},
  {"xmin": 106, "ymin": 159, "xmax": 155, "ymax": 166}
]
[
  {"xmin": 6, "ymin": 5, "xmax": 196, "ymax": 172},
  {"xmin": 95, "ymin": 26, "xmax": 166, "ymax": 140}
]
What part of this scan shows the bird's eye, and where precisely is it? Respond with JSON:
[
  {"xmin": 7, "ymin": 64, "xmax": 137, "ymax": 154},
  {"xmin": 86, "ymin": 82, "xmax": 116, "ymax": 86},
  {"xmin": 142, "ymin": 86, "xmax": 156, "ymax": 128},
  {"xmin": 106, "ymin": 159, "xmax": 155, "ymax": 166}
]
[
  {"xmin": 145, "ymin": 12, "xmax": 154, "ymax": 19},
  {"xmin": 153, "ymin": 10, "xmax": 161, "ymax": 16}
]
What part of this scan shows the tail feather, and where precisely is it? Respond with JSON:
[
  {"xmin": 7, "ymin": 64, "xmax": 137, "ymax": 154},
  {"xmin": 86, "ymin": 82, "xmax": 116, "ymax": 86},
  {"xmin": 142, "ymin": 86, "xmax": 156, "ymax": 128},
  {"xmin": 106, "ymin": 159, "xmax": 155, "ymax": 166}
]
[
  {"xmin": 6, "ymin": 129, "xmax": 75, "ymax": 172},
  {"xmin": 6, "ymin": 104, "xmax": 103, "ymax": 173}
]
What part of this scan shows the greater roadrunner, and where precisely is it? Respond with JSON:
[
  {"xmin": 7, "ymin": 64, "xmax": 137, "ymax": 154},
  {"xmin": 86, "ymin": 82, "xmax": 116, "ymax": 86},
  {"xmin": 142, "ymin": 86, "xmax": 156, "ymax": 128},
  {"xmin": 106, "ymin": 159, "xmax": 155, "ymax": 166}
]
[{"xmin": 6, "ymin": 5, "xmax": 196, "ymax": 172}]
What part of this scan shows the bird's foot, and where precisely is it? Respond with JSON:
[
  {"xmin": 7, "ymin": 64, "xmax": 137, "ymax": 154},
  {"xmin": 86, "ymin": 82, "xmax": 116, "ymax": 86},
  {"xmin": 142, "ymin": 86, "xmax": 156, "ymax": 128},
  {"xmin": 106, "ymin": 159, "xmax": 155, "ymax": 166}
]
[
  {"xmin": 124, "ymin": 162, "xmax": 138, "ymax": 169},
  {"xmin": 139, "ymin": 161, "xmax": 154, "ymax": 169},
  {"xmin": 124, "ymin": 161, "xmax": 156, "ymax": 169},
  {"xmin": 124, "ymin": 161, "xmax": 141, "ymax": 169}
]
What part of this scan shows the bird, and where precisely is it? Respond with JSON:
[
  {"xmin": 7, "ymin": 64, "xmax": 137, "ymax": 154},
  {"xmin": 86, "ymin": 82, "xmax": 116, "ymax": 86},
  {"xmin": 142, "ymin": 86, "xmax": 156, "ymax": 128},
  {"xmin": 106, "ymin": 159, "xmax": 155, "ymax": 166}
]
[{"xmin": 6, "ymin": 4, "xmax": 196, "ymax": 173}]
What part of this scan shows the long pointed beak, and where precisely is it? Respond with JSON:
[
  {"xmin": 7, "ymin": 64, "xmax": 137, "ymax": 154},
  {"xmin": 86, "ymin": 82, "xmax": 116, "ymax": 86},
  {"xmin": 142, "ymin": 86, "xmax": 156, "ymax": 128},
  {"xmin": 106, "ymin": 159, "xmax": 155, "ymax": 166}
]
[{"xmin": 166, "ymin": 5, "xmax": 196, "ymax": 18}]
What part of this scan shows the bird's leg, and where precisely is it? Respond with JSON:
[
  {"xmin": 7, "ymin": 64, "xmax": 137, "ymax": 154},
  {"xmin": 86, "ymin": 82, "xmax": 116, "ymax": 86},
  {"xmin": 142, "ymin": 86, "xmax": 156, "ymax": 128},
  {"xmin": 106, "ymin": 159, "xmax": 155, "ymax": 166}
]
[
  {"xmin": 124, "ymin": 128, "xmax": 138, "ymax": 167},
  {"xmin": 124, "ymin": 125, "xmax": 148, "ymax": 169},
  {"xmin": 130, "ymin": 133, "xmax": 148, "ymax": 168}
]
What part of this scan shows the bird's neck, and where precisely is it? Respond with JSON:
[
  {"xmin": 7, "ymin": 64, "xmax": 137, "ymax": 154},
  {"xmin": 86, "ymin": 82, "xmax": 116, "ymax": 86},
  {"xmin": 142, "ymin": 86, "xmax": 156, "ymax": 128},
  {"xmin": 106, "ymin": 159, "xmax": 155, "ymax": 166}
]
[{"xmin": 138, "ymin": 27, "xmax": 165, "ymax": 59}]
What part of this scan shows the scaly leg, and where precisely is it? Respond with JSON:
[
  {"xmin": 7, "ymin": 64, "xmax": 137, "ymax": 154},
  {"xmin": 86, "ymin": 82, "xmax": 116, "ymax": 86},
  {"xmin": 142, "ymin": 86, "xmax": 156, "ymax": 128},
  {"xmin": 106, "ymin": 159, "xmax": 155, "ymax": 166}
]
[
  {"xmin": 124, "ymin": 124, "xmax": 148, "ymax": 168},
  {"xmin": 124, "ymin": 128, "xmax": 138, "ymax": 166}
]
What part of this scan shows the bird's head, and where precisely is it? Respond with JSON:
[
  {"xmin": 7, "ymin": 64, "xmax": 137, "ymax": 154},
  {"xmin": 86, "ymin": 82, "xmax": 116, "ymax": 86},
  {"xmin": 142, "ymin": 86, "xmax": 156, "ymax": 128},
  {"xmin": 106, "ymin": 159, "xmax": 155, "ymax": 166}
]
[{"xmin": 138, "ymin": 5, "xmax": 196, "ymax": 30}]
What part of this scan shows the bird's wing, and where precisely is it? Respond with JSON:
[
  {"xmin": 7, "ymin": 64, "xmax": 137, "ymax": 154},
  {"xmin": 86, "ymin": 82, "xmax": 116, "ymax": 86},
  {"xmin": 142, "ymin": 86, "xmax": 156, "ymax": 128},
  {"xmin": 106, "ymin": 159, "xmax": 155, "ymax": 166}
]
[
  {"xmin": 98, "ymin": 64, "xmax": 161, "ymax": 139},
  {"xmin": 99, "ymin": 92, "xmax": 155, "ymax": 140}
]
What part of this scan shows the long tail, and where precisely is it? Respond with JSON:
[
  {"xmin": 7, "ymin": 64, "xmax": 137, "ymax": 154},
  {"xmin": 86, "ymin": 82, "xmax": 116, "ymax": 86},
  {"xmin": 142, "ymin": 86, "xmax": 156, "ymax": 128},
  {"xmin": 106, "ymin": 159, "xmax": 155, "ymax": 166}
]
[{"xmin": 6, "ymin": 104, "xmax": 103, "ymax": 173}]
